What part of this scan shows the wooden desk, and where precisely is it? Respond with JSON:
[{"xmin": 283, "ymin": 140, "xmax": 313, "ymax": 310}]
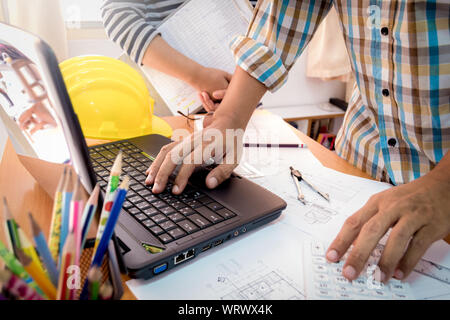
[{"xmin": 0, "ymin": 114, "xmax": 447, "ymax": 300}]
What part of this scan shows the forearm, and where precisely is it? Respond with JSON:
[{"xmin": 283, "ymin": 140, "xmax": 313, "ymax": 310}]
[
  {"xmin": 213, "ymin": 66, "xmax": 267, "ymax": 128},
  {"xmin": 142, "ymin": 36, "xmax": 203, "ymax": 88}
]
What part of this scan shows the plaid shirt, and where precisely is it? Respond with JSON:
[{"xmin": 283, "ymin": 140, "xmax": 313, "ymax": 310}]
[{"xmin": 231, "ymin": 0, "xmax": 450, "ymax": 185}]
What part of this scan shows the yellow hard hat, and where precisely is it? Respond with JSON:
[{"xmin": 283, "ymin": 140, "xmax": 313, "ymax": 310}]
[{"xmin": 59, "ymin": 55, "xmax": 172, "ymax": 140}]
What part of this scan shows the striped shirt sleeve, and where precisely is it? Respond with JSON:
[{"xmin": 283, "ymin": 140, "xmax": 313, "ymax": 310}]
[
  {"xmin": 230, "ymin": 0, "xmax": 333, "ymax": 92},
  {"xmin": 101, "ymin": 0, "xmax": 162, "ymax": 65}
]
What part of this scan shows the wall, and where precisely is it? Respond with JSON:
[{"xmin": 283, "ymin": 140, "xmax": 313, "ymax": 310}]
[{"xmin": 261, "ymin": 51, "xmax": 345, "ymax": 107}]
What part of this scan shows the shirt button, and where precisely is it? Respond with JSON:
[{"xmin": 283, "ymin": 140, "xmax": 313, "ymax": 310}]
[
  {"xmin": 381, "ymin": 27, "xmax": 389, "ymax": 36},
  {"xmin": 382, "ymin": 89, "xmax": 390, "ymax": 97},
  {"xmin": 388, "ymin": 138, "xmax": 397, "ymax": 147}
]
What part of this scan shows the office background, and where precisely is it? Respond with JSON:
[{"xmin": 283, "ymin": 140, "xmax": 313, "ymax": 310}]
[{"xmin": 0, "ymin": 0, "xmax": 346, "ymax": 159}]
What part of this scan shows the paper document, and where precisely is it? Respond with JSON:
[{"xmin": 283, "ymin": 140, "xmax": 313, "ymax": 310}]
[
  {"xmin": 195, "ymin": 110, "xmax": 305, "ymax": 147},
  {"xmin": 142, "ymin": 0, "xmax": 253, "ymax": 115},
  {"xmin": 127, "ymin": 223, "xmax": 307, "ymax": 300}
]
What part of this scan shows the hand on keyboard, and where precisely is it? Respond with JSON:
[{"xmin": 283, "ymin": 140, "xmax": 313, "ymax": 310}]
[{"xmin": 144, "ymin": 119, "xmax": 244, "ymax": 195}]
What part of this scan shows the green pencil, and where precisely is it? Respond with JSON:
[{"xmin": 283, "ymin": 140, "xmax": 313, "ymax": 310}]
[
  {"xmin": 0, "ymin": 238, "xmax": 44, "ymax": 297},
  {"xmin": 3, "ymin": 197, "xmax": 21, "ymax": 256},
  {"xmin": 87, "ymin": 266, "xmax": 102, "ymax": 300}
]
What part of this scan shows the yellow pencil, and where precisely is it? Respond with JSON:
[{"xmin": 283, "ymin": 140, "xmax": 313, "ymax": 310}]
[
  {"xmin": 17, "ymin": 228, "xmax": 46, "ymax": 274},
  {"xmin": 16, "ymin": 247, "xmax": 57, "ymax": 300},
  {"xmin": 48, "ymin": 166, "xmax": 67, "ymax": 262},
  {"xmin": 3, "ymin": 199, "xmax": 45, "ymax": 273}
]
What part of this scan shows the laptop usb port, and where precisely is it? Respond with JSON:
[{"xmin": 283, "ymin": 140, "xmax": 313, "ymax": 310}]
[{"xmin": 201, "ymin": 244, "xmax": 212, "ymax": 252}]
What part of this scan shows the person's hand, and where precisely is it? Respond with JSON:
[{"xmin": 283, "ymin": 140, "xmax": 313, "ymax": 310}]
[
  {"xmin": 192, "ymin": 67, "xmax": 231, "ymax": 96},
  {"xmin": 198, "ymin": 89, "xmax": 226, "ymax": 127},
  {"xmin": 193, "ymin": 67, "xmax": 230, "ymax": 128},
  {"xmin": 325, "ymin": 173, "xmax": 450, "ymax": 283},
  {"xmin": 145, "ymin": 114, "xmax": 244, "ymax": 195}
]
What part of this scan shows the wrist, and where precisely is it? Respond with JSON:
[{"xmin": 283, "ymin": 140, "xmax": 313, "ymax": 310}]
[{"xmin": 185, "ymin": 63, "xmax": 206, "ymax": 90}]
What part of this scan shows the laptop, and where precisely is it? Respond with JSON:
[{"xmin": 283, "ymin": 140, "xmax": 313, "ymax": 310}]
[{"xmin": 0, "ymin": 23, "xmax": 287, "ymax": 280}]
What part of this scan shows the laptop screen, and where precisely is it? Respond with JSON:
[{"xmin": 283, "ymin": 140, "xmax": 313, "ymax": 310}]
[{"xmin": 0, "ymin": 40, "xmax": 70, "ymax": 164}]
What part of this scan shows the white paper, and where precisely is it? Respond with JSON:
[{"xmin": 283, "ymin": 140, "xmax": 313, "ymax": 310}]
[
  {"xmin": 127, "ymin": 223, "xmax": 308, "ymax": 300},
  {"xmin": 142, "ymin": 0, "xmax": 253, "ymax": 114}
]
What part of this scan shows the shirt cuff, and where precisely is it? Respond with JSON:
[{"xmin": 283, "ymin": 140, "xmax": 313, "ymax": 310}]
[
  {"xmin": 230, "ymin": 35, "xmax": 288, "ymax": 92},
  {"xmin": 135, "ymin": 29, "xmax": 161, "ymax": 66}
]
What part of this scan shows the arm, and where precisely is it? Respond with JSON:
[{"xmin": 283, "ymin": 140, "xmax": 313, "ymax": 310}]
[
  {"xmin": 101, "ymin": 0, "xmax": 231, "ymax": 96},
  {"xmin": 147, "ymin": 0, "xmax": 333, "ymax": 193}
]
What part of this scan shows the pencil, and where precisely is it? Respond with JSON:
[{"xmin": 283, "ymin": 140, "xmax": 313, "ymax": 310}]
[
  {"xmin": 70, "ymin": 177, "xmax": 84, "ymax": 265},
  {"xmin": 92, "ymin": 176, "xmax": 129, "ymax": 267},
  {"xmin": 59, "ymin": 168, "xmax": 74, "ymax": 259},
  {"xmin": 48, "ymin": 166, "xmax": 67, "ymax": 262},
  {"xmin": 16, "ymin": 248, "xmax": 57, "ymax": 300},
  {"xmin": 87, "ymin": 267, "xmax": 102, "ymax": 300},
  {"xmin": 0, "ymin": 268, "xmax": 44, "ymax": 300},
  {"xmin": 94, "ymin": 151, "xmax": 122, "ymax": 252},
  {"xmin": 99, "ymin": 279, "xmax": 113, "ymax": 300},
  {"xmin": 244, "ymin": 143, "xmax": 308, "ymax": 148},
  {"xmin": 79, "ymin": 177, "xmax": 129, "ymax": 300},
  {"xmin": 17, "ymin": 228, "xmax": 46, "ymax": 274},
  {"xmin": 80, "ymin": 184, "xmax": 100, "ymax": 250},
  {"xmin": 56, "ymin": 232, "xmax": 75, "ymax": 300},
  {"xmin": 0, "ymin": 238, "xmax": 42, "ymax": 296},
  {"xmin": 3, "ymin": 197, "xmax": 21, "ymax": 256},
  {"xmin": 29, "ymin": 212, "xmax": 59, "ymax": 287}
]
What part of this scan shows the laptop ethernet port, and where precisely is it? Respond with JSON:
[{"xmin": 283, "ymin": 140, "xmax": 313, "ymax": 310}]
[
  {"xmin": 186, "ymin": 249, "xmax": 195, "ymax": 259},
  {"xmin": 174, "ymin": 253, "xmax": 185, "ymax": 264}
]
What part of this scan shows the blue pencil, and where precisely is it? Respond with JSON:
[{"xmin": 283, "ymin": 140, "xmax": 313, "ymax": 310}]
[
  {"xmin": 79, "ymin": 177, "xmax": 129, "ymax": 300},
  {"xmin": 28, "ymin": 212, "xmax": 59, "ymax": 286},
  {"xmin": 59, "ymin": 169, "xmax": 74, "ymax": 259},
  {"xmin": 91, "ymin": 177, "xmax": 129, "ymax": 267}
]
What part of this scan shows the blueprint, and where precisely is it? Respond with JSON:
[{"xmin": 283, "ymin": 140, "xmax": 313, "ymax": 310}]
[
  {"xmin": 126, "ymin": 144, "xmax": 450, "ymax": 300},
  {"xmin": 127, "ymin": 223, "xmax": 308, "ymax": 300}
]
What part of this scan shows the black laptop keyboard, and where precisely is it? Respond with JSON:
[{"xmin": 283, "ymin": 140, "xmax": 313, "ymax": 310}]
[{"xmin": 89, "ymin": 141, "xmax": 237, "ymax": 245}]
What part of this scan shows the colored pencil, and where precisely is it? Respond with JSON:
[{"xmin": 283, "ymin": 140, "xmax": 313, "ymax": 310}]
[
  {"xmin": 56, "ymin": 232, "xmax": 75, "ymax": 300},
  {"xmin": 94, "ymin": 151, "xmax": 122, "ymax": 252},
  {"xmin": 29, "ymin": 212, "xmax": 59, "ymax": 287},
  {"xmin": 2, "ymin": 197, "xmax": 21, "ymax": 256},
  {"xmin": 16, "ymin": 248, "xmax": 57, "ymax": 300},
  {"xmin": 0, "ymin": 238, "xmax": 42, "ymax": 296},
  {"xmin": 99, "ymin": 279, "xmax": 113, "ymax": 300},
  {"xmin": 92, "ymin": 176, "xmax": 129, "ymax": 267},
  {"xmin": 87, "ymin": 267, "xmax": 102, "ymax": 300},
  {"xmin": 3, "ymin": 199, "xmax": 45, "ymax": 273},
  {"xmin": 70, "ymin": 177, "xmax": 84, "ymax": 265},
  {"xmin": 48, "ymin": 166, "xmax": 67, "ymax": 262},
  {"xmin": 0, "ymin": 268, "xmax": 44, "ymax": 300},
  {"xmin": 80, "ymin": 184, "xmax": 100, "ymax": 250},
  {"xmin": 59, "ymin": 168, "xmax": 74, "ymax": 258},
  {"xmin": 17, "ymin": 228, "xmax": 46, "ymax": 274}
]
